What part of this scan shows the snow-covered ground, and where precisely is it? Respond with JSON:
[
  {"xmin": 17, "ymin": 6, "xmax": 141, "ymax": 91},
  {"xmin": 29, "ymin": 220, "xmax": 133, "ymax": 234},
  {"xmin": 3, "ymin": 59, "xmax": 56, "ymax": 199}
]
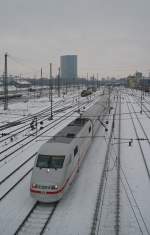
[{"xmin": 0, "ymin": 88, "xmax": 150, "ymax": 235}]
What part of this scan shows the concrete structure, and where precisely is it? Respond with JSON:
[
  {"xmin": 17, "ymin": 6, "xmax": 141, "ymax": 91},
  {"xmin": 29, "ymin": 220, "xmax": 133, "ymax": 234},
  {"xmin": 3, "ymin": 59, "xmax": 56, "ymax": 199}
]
[{"xmin": 60, "ymin": 55, "xmax": 77, "ymax": 80}]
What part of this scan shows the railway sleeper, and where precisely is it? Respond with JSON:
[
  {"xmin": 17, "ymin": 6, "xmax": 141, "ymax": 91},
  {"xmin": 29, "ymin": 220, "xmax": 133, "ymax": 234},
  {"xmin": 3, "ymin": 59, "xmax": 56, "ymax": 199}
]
[
  {"xmin": 22, "ymin": 224, "xmax": 44, "ymax": 231},
  {"xmin": 31, "ymin": 210, "xmax": 50, "ymax": 215},
  {"xmin": 27, "ymin": 217, "xmax": 47, "ymax": 223}
]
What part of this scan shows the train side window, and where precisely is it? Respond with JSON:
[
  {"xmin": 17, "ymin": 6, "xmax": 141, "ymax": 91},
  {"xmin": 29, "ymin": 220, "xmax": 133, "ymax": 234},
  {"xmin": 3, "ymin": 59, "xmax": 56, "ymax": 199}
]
[
  {"xmin": 74, "ymin": 146, "xmax": 78, "ymax": 157},
  {"xmin": 89, "ymin": 126, "xmax": 91, "ymax": 133}
]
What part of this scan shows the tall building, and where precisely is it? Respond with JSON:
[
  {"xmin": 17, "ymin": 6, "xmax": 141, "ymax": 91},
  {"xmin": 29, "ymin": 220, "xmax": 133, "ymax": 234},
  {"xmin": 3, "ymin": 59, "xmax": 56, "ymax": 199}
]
[{"xmin": 60, "ymin": 55, "xmax": 77, "ymax": 80}]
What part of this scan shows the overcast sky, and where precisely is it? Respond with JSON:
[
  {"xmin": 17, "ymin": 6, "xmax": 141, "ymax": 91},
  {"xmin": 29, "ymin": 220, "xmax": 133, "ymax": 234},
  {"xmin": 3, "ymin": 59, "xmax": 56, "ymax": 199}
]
[{"xmin": 0, "ymin": 0, "xmax": 150, "ymax": 78}]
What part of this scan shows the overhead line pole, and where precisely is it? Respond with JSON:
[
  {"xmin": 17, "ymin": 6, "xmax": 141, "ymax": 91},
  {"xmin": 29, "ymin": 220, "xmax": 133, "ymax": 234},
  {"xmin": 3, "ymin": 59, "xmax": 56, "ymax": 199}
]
[
  {"xmin": 57, "ymin": 67, "xmax": 60, "ymax": 97},
  {"xmin": 41, "ymin": 67, "xmax": 43, "ymax": 96},
  {"xmin": 87, "ymin": 73, "xmax": 88, "ymax": 88},
  {"xmin": 49, "ymin": 64, "xmax": 51, "ymax": 101},
  {"xmin": 50, "ymin": 63, "xmax": 53, "ymax": 119},
  {"xmin": 4, "ymin": 53, "xmax": 8, "ymax": 110},
  {"xmin": 97, "ymin": 73, "xmax": 99, "ymax": 89}
]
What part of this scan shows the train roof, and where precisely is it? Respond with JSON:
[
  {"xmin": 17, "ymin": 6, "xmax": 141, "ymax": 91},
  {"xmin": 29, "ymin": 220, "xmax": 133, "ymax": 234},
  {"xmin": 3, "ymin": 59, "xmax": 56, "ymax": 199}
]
[
  {"xmin": 38, "ymin": 118, "xmax": 89, "ymax": 156},
  {"xmin": 81, "ymin": 95, "xmax": 108, "ymax": 120},
  {"xmin": 38, "ymin": 96, "xmax": 108, "ymax": 155},
  {"xmin": 47, "ymin": 118, "xmax": 89, "ymax": 144},
  {"xmin": 38, "ymin": 142, "xmax": 69, "ymax": 156}
]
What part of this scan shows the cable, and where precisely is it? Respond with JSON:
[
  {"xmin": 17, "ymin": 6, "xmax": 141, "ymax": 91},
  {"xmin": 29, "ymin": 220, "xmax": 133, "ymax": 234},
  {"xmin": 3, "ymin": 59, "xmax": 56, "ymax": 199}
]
[
  {"xmin": 8, "ymin": 54, "xmax": 38, "ymax": 71},
  {"xmin": 96, "ymin": 160, "xmax": 109, "ymax": 234},
  {"xmin": 110, "ymin": 136, "xmax": 150, "ymax": 234},
  {"xmin": 34, "ymin": 134, "xmax": 150, "ymax": 142},
  {"xmin": 111, "ymin": 132, "xmax": 144, "ymax": 234},
  {"xmin": 96, "ymin": 135, "xmax": 113, "ymax": 234},
  {"xmin": 53, "ymin": 109, "xmax": 150, "ymax": 117},
  {"xmin": 8, "ymin": 54, "xmax": 41, "ymax": 76},
  {"xmin": 120, "ymin": 177, "xmax": 144, "ymax": 234}
]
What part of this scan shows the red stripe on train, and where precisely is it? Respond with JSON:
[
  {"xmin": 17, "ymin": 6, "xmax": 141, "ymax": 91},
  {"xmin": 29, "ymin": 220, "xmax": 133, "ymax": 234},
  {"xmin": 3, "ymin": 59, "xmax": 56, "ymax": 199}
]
[{"xmin": 30, "ymin": 162, "xmax": 79, "ymax": 195}]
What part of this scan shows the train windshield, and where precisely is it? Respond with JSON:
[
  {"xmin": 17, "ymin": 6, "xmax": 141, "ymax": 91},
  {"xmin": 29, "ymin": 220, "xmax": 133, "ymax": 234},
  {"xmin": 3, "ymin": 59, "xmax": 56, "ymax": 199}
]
[{"xmin": 36, "ymin": 155, "xmax": 65, "ymax": 169}]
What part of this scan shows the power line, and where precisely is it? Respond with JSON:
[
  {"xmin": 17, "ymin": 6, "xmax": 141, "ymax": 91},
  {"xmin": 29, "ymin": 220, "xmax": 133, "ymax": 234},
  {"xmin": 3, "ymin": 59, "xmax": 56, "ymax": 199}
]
[
  {"xmin": 34, "ymin": 134, "xmax": 150, "ymax": 142},
  {"xmin": 53, "ymin": 109, "xmax": 150, "ymax": 117},
  {"xmin": 8, "ymin": 54, "xmax": 41, "ymax": 76},
  {"xmin": 110, "ymin": 134, "xmax": 150, "ymax": 234}
]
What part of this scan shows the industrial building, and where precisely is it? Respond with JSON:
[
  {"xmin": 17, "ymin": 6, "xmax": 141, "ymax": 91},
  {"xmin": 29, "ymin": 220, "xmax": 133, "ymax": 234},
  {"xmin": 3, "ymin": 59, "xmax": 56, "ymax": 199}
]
[{"xmin": 60, "ymin": 55, "xmax": 77, "ymax": 80}]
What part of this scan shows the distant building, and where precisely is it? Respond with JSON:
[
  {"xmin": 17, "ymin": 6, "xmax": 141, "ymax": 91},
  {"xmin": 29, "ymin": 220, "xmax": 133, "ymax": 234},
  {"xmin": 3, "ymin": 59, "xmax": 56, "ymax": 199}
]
[
  {"xmin": 135, "ymin": 71, "xmax": 142, "ymax": 79},
  {"xmin": 60, "ymin": 55, "xmax": 77, "ymax": 80},
  {"xmin": 127, "ymin": 71, "xmax": 142, "ymax": 89}
]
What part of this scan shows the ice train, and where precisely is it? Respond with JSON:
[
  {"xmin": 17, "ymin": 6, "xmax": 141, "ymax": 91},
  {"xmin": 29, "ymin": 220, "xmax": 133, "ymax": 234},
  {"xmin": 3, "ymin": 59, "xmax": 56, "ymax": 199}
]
[{"xmin": 30, "ymin": 95, "xmax": 109, "ymax": 202}]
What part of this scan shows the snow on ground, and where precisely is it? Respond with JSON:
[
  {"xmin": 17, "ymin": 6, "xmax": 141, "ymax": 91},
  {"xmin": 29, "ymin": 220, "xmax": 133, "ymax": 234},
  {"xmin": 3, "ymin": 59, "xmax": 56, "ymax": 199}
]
[
  {"xmin": 120, "ymin": 93, "xmax": 150, "ymax": 234},
  {"xmin": 0, "ymin": 89, "xmax": 81, "ymax": 123},
  {"xmin": 0, "ymin": 90, "xmax": 106, "ymax": 234},
  {"xmin": 0, "ymin": 88, "xmax": 150, "ymax": 235},
  {"xmin": 0, "ymin": 173, "xmax": 34, "ymax": 235}
]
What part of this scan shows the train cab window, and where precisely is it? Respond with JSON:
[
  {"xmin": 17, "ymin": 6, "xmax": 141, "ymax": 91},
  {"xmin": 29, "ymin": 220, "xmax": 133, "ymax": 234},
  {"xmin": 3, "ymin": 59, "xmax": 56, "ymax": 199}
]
[
  {"xmin": 36, "ymin": 154, "xmax": 65, "ymax": 169},
  {"xmin": 89, "ymin": 126, "xmax": 91, "ymax": 133},
  {"xmin": 74, "ymin": 146, "xmax": 78, "ymax": 157}
]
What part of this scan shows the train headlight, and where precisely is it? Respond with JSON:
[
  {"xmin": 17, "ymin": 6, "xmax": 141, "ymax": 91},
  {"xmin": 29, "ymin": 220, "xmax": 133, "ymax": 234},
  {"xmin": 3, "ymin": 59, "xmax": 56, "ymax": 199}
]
[
  {"xmin": 51, "ymin": 185, "xmax": 58, "ymax": 190},
  {"xmin": 32, "ymin": 183, "xmax": 37, "ymax": 188}
]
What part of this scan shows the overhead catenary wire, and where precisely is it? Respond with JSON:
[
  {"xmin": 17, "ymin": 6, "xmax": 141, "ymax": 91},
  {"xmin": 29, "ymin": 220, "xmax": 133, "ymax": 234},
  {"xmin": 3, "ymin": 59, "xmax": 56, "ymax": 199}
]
[
  {"xmin": 1, "ymin": 110, "xmax": 150, "ymax": 121},
  {"xmin": 120, "ymin": 177, "xmax": 144, "ymax": 234},
  {"xmin": 35, "ymin": 134, "xmax": 150, "ymax": 142},
  {"xmin": 7, "ymin": 54, "xmax": 41, "ymax": 76},
  {"xmin": 113, "ymin": 151, "xmax": 150, "ymax": 234},
  {"xmin": 45, "ymin": 109, "xmax": 150, "ymax": 118},
  {"xmin": 95, "ymin": 139, "xmax": 109, "ymax": 234},
  {"xmin": 90, "ymin": 120, "xmax": 115, "ymax": 234},
  {"xmin": 96, "ymin": 135, "xmax": 117, "ymax": 234},
  {"xmin": 94, "ymin": 130, "xmax": 145, "ymax": 234},
  {"xmin": 110, "ymin": 133, "xmax": 150, "ymax": 235},
  {"xmin": 8, "ymin": 54, "xmax": 40, "ymax": 72}
]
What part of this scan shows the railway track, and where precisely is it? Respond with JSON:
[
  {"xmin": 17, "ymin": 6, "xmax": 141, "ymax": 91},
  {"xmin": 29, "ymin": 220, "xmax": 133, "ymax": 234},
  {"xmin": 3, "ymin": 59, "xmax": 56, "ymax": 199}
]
[
  {"xmin": 90, "ymin": 98, "xmax": 118, "ymax": 235},
  {"xmin": 90, "ymin": 90, "xmax": 150, "ymax": 235},
  {"xmin": 0, "ymin": 166, "xmax": 33, "ymax": 201},
  {"xmin": 14, "ymin": 202, "xmax": 58, "ymax": 235},
  {"xmin": 0, "ymin": 93, "xmax": 92, "ymax": 147},
  {"xmin": 126, "ymin": 96, "xmax": 150, "ymax": 179},
  {"xmin": 129, "ymin": 89, "xmax": 150, "ymax": 119},
  {"xmin": 136, "ymin": 100, "xmax": 150, "ymax": 119},
  {"xmin": 0, "ymin": 103, "xmax": 75, "ymax": 155},
  {"xmin": 0, "ymin": 99, "xmax": 91, "ymax": 163},
  {"xmin": 0, "ymin": 98, "xmax": 75, "ymax": 141},
  {"xmin": 115, "ymin": 94, "xmax": 121, "ymax": 235},
  {"xmin": 90, "ymin": 93, "xmax": 122, "ymax": 235},
  {"xmin": 118, "ymin": 93, "xmax": 150, "ymax": 234},
  {"xmin": 0, "ymin": 92, "xmax": 80, "ymax": 134},
  {"xmin": 128, "ymin": 96, "xmax": 150, "ymax": 146},
  {"xmin": 0, "ymin": 98, "xmax": 99, "ymax": 202},
  {"xmin": 0, "ymin": 100, "xmax": 61, "ymax": 132}
]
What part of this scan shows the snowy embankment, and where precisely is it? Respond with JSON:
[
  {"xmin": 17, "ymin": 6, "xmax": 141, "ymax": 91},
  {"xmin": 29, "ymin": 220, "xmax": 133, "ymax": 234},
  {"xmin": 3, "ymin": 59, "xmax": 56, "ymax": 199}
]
[
  {"xmin": 120, "ymin": 93, "xmax": 150, "ymax": 234},
  {"xmin": 0, "ymin": 91, "xmax": 108, "ymax": 235},
  {"xmin": 0, "ymin": 89, "xmax": 150, "ymax": 235}
]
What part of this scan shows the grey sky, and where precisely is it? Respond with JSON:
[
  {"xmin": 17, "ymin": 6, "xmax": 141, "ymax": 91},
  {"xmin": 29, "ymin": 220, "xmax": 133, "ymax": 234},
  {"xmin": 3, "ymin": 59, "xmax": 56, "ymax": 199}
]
[{"xmin": 0, "ymin": 0, "xmax": 150, "ymax": 78}]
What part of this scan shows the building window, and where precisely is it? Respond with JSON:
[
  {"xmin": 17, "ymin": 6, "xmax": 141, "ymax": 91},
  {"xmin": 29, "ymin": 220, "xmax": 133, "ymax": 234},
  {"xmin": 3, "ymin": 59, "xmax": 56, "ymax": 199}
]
[
  {"xmin": 74, "ymin": 146, "xmax": 78, "ymax": 157},
  {"xmin": 89, "ymin": 126, "xmax": 91, "ymax": 133}
]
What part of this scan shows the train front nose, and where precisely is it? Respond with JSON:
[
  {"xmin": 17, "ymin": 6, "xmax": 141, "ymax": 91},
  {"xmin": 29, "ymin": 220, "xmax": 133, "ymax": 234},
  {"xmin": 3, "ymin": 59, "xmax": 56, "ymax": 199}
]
[
  {"xmin": 30, "ymin": 182, "xmax": 65, "ymax": 202},
  {"xmin": 30, "ymin": 169, "xmax": 65, "ymax": 202},
  {"xmin": 30, "ymin": 153, "xmax": 66, "ymax": 202}
]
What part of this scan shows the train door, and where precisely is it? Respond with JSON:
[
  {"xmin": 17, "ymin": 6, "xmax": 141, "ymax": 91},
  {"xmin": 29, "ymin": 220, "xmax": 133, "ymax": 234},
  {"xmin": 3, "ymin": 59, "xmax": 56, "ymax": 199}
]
[{"xmin": 73, "ymin": 145, "xmax": 80, "ymax": 171}]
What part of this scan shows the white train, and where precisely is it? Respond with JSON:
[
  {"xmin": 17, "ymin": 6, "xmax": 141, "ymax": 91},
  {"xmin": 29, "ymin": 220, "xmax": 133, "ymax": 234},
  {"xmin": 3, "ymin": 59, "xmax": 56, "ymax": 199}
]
[{"xmin": 30, "ymin": 95, "xmax": 109, "ymax": 202}]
